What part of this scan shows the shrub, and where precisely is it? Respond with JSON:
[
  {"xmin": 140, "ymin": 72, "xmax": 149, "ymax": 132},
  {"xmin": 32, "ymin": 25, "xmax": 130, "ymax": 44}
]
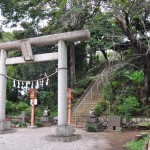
[
  {"xmin": 86, "ymin": 125, "xmax": 97, "ymax": 132},
  {"xmin": 6, "ymin": 101, "xmax": 16, "ymax": 114},
  {"xmin": 125, "ymin": 70, "xmax": 144, "ymax": 85},
  {"xmin": 124, "ymin": 135, "xmax": 149, "ymax": 150},
  {"xmin": 94, "ymin": 100, "xmax": 107, "ymax": 117},
  {"xmin": 74, "ymin": 87, "xmax": 84, "ymax": 97},
  {"xmin": 35, "ymin": 121, "xmax": 42, "ymax": 127},
  {"xmin": 51, "ymin": 111, "xmax": 58, "ymax": 117},
  {"xmin": 118, "ymin": 96, "xmax": 141, "ymax": 118},
  {"xmin": 35, "ymin": 109, "xmax": 44, "ymax": 117},
  {"xmin": 25, "ymin": 107, "xmax": 31, "ymax": 117},
  {"xmin": 16, "ymin": 102, "xmax": 29, "ymax": 112}
]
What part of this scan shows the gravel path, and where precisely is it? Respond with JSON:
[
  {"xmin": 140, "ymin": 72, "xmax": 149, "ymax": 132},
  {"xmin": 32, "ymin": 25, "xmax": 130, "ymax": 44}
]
[{"xmin": 0, "ymin": 127, "xmax": 110, "ymax": 150}]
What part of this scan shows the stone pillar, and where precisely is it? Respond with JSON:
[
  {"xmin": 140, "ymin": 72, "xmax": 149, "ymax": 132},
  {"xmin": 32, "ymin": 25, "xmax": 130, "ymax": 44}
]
[
  {"xmin": 0, "ymin": 49, "xmax": 11, "ymax": 131},
  {"xmin": 50, "ymin": 41, "xmax": 75, "ymax": 140},
  {"xmin": 0, "ymin": 49, "xmax": 7, "ymax": 121},
  {"xmin": 58, "ymin": 40, "xmax": 68, "ymax": 126}
]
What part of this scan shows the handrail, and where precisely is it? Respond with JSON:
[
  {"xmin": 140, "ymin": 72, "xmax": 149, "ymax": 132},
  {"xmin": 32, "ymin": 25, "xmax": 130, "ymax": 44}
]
[
  {"xmin": 73, "ymin": 60, "xmax": 130, "ymax": 125},
  {"xmin": 73, "ymin": 64, "xmax": 107, "ymax": 124},
  {"xmin": 73, "ymin": 80, "xmax": 95, "ymax": 109},
  {"xmin": 74, "ymin": 79, "xmax": 100, "ymax": 124},
  {"xmin": 73, "ymin": 64, "xmax": 106, "ymax": 112}
]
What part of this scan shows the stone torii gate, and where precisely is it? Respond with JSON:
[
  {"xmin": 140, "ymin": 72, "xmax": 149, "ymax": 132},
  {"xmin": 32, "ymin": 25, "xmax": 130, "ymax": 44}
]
[{"xmin": 0, "ymin": 30, "xmax": 90, "ymax": 138}]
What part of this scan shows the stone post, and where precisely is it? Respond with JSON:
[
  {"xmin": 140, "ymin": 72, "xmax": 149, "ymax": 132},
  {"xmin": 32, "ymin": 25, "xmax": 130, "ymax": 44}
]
[
  {"xmin": 50, "ymin": 41, "xmax": 75, "ymax": 140},
  {"xmin": 0, "ymin": 49, "xmax": 11, "ymax": 131},
  {"xmin": 0, "ymin": 49, "xmax": 7, "ymax": 121},
  {"xmin": 58, "ymin": 40, "xmax": 68, "ymax": 126}
]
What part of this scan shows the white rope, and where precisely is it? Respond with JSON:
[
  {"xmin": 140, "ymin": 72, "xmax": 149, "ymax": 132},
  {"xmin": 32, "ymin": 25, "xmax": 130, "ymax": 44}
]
[{"xmin": 0, "ymin": 70, "xmax": 58, "ymax": 82}]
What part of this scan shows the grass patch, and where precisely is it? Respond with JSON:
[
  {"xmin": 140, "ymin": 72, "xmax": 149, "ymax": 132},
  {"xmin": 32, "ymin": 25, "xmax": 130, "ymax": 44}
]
[
  {"xmin": 86, "ymin": 125, "xmax": 97, "ymax": 132},
  {"xmin": 137, "ymin": 122, "xmax": 150, "ymax": 127},
  {"xmin": 35, "ymin": 121, "xmax": 42, "ymax": 127},
  {"xmin": 124, "ymin": 134, "xmax": 149, "ymax": 150}
]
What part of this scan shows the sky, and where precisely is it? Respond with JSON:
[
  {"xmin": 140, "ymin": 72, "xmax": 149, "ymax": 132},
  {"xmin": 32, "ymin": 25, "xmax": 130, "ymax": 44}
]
[
  {"xmin": 0, "ymin": 14, "xmax": 22, "ymax": 32},
  {"xmin": 0, "ymin": 13, "xmax": 48, "ymax": 32}
]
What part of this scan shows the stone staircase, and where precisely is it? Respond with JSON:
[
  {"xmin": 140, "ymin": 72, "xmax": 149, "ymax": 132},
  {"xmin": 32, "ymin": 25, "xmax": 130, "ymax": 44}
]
[
  {"xmin": 71, "ymin": 60, "xmax": 129, "ymax": 127},
  {"xmin": 71, "ymin": 79, "xmax": 103, "ymax": 127}
]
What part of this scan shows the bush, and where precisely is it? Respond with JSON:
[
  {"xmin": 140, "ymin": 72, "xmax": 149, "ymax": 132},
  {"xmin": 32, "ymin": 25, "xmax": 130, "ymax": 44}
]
[
  {"xmin": 35, "ymin": 121, "xmax": 42, "ymax": 127},
  {"xmin": 35, "ymin": 109, "xmax": 44, "ymax": 117},
  {"xmin": 86, "ymin": 125, "xmax": 97, "ymax": 132},
  {"xmin": 25, "ymin": 107, "xmax": 31, "ymax": 117},
  {"xmin": 74, "ymin": 87, "xmax": 84, "ymax": 97},
  {"xmin": 16, "ymin": 102, "xmax": 29, "ymax": 112},
  {"xmin": 124, "ymin": 135, "xmax": 149, "ymax": 150},
  {"xmin": 6, "ymin": 101, "xmax": 16, "ymax": 114},
  {"xmin": 94, "ymin": 100, "xmax": 107, "ymax": 117},
  {"xmin": 51, "ymin": 111, "xmax": 58, "ymax": 117},
  {"xmin": 118, "ymin": 96, "xmax": 141, "ymax": 118}
]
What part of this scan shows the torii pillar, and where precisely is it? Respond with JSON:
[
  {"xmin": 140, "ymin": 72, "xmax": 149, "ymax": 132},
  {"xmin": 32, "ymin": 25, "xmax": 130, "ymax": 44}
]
[
  {"xmin": 0, "ymin": 49, "xmax": 11, "ymax": 131},
  {"xmin": 50, "ymin": 40, "xmax": 75, "ymax": 138}
]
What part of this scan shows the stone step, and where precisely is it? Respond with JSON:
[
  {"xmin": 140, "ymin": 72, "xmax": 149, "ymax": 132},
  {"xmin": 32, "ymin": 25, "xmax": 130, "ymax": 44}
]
[{"xmin": 72, "ymin": 79, "xmax": 104, "ymax": 125}]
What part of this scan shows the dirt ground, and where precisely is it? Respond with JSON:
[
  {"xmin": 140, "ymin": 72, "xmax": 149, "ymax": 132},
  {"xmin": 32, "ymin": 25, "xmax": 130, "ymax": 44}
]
[
  {"xmin": 102, "ymin": 130, "xmax": 143, "ymax": 150},
  {"xmin": 0, "ymin": 127, "xmax": 146, "ymax": 150}
]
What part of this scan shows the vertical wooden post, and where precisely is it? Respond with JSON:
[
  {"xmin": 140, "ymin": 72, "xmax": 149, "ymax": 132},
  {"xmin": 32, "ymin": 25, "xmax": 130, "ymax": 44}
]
[
  {"xmin": 67, "ymin": 88, "xmax": 74, "ymax": 125},
  {"xmin": 68, "ymin": 98, "xmax": 72, "ymax": 125},
  {"xmin": 31, "ymin": 100, "xmax": 35, "ymax": 126}
]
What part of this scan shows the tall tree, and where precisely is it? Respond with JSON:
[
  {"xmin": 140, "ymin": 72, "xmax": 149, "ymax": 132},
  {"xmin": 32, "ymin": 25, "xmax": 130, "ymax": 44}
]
[
  {"xmin": 105, "ymin": 0, "xmax": 150, "ymax": 102},
  {"xmin": 0, "ymin": 0, "xmax": 102, "ymax": 88}
]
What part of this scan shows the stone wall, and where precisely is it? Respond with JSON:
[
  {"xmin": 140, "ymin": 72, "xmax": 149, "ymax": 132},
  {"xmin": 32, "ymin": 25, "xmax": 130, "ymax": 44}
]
[{"xmin": 99, "ymin": 116, "xmax": 150, "ymax": 129}]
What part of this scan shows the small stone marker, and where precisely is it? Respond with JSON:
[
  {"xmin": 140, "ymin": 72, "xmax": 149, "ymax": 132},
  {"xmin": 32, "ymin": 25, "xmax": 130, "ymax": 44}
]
[
  {"xmin": 21, "ymin": 111, "xmax": 25, "ymax": 124},
  {"xmin": 107, "ymin": 116, "xmax": 122, "ymax": 131}
]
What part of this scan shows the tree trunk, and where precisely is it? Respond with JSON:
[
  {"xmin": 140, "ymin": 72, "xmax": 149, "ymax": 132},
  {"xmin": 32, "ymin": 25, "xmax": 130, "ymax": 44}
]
[
  {"xmin": 70, "ymin": 43, "xmax": 76, "ymax": 88},
  {"xmin": 143, "ymin": 53, "xmax": 150, "ymax": 104}
]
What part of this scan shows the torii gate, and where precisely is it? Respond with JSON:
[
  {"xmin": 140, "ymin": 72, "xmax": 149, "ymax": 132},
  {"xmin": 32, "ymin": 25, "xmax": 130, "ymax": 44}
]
[{"xmin": 0, "ymin": 30, "xmax": 90, "ymax": 138}]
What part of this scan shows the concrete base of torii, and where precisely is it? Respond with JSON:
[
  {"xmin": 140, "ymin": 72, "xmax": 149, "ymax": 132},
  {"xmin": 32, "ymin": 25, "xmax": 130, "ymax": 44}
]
[
  {"xmin": 48, "ymin": 125, "xmax": 81, "ymax": 142},
  {"xmin": 51, "ymin": 125, "xmax": 74, "ymax": 136},
  {"xmin": 0, "ymin": 121, "xmax": 11, "ymax": 131}
]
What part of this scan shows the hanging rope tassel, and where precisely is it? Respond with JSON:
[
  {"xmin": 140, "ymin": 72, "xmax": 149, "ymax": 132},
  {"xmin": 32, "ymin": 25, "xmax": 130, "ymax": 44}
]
[
  {"xmin": 13, "ymin": 80, "xmax": 16, "ymax": 88},
  {"xmin": 46, "ymin": 78, "xmax": 49, "ymax": 86}
]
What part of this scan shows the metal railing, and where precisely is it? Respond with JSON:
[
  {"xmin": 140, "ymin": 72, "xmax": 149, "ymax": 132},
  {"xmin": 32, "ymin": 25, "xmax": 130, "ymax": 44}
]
[
  {"xmin": 73, "ymin": 64, "xmax": 107, "ymax": 125},
  {"xmin": 74, "ymin": 79, "xmax": 101, "ymax": 124},
  {"xmin": 73, "ymin": 60, "xmax": 129, "ymax": 125}
]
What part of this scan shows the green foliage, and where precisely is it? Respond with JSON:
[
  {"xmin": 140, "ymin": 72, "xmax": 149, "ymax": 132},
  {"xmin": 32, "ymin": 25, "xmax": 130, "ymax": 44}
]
[
  {"xmin": 35, "ymin": 109, "xmax": 44, "ymax": 117},
  {"xmin": 25, "ymin": 107, "xmax": 31, "ymax": 117},
  {"xmin": 86, "ymin": 125, "xmax": 97, "ymax": 132},
  {"xmin": 51, "ymin": 111, "xmax": 58, "ymax": 117},
  {"xmin": 142, "ymin": 106, "xmax": 150, "ymax": 118},
  {"xmin": 39, "ymin": 91, "xmax": 57, "ymax": 111},
  {"xmin": 6, "ymin": 101, "xmax": 16, "ymax": 114},
  {"xmin": 7, "ymin": 65, "xmax": 18, "ymax": 91},
  {"xmin": 137, "ymin": 122, "xmax": 150, "ymax": 128},
  {"xmin": 74, "ymin": 88, "xmax": 84, "ymax": 97},
  {"xmin": 94, "ymin": 100, "xmax": 108, "ymax": 117},
  {"xmin": 103, "ymin": 84, "xmax": 115, "ymax": 103},
  {"xmin": 102, "ymin": 66, "xmax": 146, "ymax": 117},
  {"xmin": 124, "ymin": 135, "xmax": 149, "ymax": 150},
  {"xmin": 25, "ymin": 107, "xmax": 44, "ymax": 118},
  {"xmin": 125, "ymin": 70, "xmax": 144, "ymax": 85},
  {"xmin": 75, "ymin": 76, "xmax": 91, "ymax": 89},
  {"xmin": 118, "ymin": 96, "xmax": 141, "ymax": 118},
  {"xmin": 6, "ymin": 101, "xmax": 29, "ymax": 116},
  {"xmin": 35, "ymin": 121, "xmax": 42, "ymax": 127},
  {"xmin": 11, "ymin": 120, "xmax": 26, "ymax": 127},
  {"xmin": 16, "ymin": 102, "xmax": 29, "ymax": 112}
]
